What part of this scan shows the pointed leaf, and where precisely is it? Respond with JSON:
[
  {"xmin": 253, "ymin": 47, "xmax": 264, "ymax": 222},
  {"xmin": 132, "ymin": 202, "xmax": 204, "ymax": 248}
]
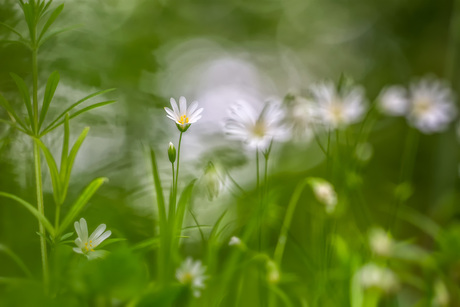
[
  {"xmin": 34, "ymin": 138, "xmax": 62, "ymax": 205},
  {"xmin": 58, "ymin": 177, "xmax": 107, "ymax": 235},
  {"xmin": 41, "ymin": 88, "xmax": 115, "ymax": 134},
  {"xmin": 38, "ymin": 71, "xmax": 59, "ymax": 129},
  {"xmin": 60, "ymin": 113, "xmax": 70, "ymax": 181},
  {"xmin": 173, "ymin": 180, "xmax": 196, "ymax": 241},
  {"xmin": 0, "ymin": 93, "xmax": 28, "ymax": 131},
  {"xmin": 0, "ymin": 244, "xmax": 32, "ymax": 278},
  {"xmin": 0, "ymin": 22, "xmax": 24, "ymax": 39},
  {"xmin": 59, "ymin": 126, "xmax": 89, "ymax": 204},
  {"xmin": 97, "ymin": 238, "xmax": 126, "ymax": 249},
  {"xmin": 37, "ymin": 4, "xmax": 64, "ymax": 43},
  {"xmin": 10, "ymin": 73, "xmax": 33, "ymax": 126},
  {"xmin": 150, "ymin": 148, "xmax": 167, "ymax": 233},
  {"xmin": 38, "ymin": 24, "xmax": 83, "ymax": 47},
  {"xmin": 0, "ymin": 192, "xmax": 55, "ymax": 236}
]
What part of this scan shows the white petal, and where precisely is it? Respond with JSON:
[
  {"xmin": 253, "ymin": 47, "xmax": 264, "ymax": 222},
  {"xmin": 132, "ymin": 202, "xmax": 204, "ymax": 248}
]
[
  {"xmin": 93, "ymin": 230, "xmax": 111, "ymax": 247},
  {"xmin": 179, "ymin": 96, "xmax": 187, "ymax": 115},
  {"xmin": 170, "ymin": 98, "xmax": 179, "ymax": 115},
  {"xmin": 79, "ymin": 218, "xmax": 88, "ymax": 243},
  {"xmin": 187, "ymin": 101, "xmax": 199, "ymax": 115},
  {"xmin": 87, "ymin": 250, "xmax": 108, "ymax": 260},
  {"xmin": 89, "ymin": 224, "xmax": 107, "ymax": 242},
  {"xmin": 165, "ymin": 107, "xmax": 179, "ymax": 120},
  {"xmin": 73, "ymin": 247, "xmax": 83, "ymax": 254}
]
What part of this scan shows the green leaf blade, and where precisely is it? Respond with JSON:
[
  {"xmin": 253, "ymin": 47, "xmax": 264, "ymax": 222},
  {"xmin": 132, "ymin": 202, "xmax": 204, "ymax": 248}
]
[{"xmin": 38, "ymin": 71, "xmax": 60, "ymax": 129}]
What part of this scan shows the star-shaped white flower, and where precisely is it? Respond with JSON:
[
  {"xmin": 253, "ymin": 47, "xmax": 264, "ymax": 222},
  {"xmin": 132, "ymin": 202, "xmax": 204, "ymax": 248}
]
[
  {"xmin": 73, "ymin": 218, "xmax": 111, "ymax": 260},
  {"xmin": 164, "ymin": 96, "xmax": 203, "ymax": 132},
  {"xmin": 176, "ymin": 257, "xmax": 208, "ymax": 297}
]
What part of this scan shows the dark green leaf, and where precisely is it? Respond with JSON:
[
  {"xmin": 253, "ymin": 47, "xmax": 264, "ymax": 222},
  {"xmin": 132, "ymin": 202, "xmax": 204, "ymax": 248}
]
[{"xmin": 38, "ymin": 70, "xmax": 59, "ymax": 129}]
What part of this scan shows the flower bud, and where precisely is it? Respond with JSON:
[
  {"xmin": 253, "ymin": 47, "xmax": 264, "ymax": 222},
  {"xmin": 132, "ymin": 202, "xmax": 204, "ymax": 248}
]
[{"xmin": 168, "ymin": 142, "xmax": 176, "ymax": 163}]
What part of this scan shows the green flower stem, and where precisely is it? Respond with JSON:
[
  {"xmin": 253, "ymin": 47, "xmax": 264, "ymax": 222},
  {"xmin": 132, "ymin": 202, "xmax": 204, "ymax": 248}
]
[
  {"xmin": 34, "ymin": 141, "xmax": 49, "ymax": 290},
  {"xmin": 55, "ymin": 203, "xmax": 61, "ymax": 230},
  {"xmin": 32, "ymin": 47, "xmax": 39, "ymax": 133}
]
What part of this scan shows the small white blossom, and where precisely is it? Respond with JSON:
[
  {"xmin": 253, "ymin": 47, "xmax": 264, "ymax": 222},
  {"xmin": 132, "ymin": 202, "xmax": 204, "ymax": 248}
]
[
  {"xmin": 357, "ymin": 263, "xmax": 398, "ymax": 293},
  {"xmin": 199, "ymin": 162, "xmax": 227, "ymax": 201},
  {"xmin": 164, "ymin": 96, "xmax": 203, "ymax": 132},
  {"xmin": 368, "ymin": 228, "xmax": 393, "ymax": 257},
  {"xmin": 229, "ymin": 236, "xmax": 242, "ymax": 246},
  {"xmin": 407, "ymin": 77, "xmax": 457, "ymax": 133},
  {"xmin": 309, "ymin": 81, "xmax": 367, "ymax": 130},
  {"xmin": 308, "ymin": 178, "xmax": 338, "ymax": 213},
  {"xmin": 378, "ymin": 86, "xmax": 410, "ymax": 116},
  {"xmin": 285, "ymin": 95, "xmax": 317, "ymax": 142},
  {"xmin": 224, "ymin": 100, "xmax": 288, "ymax": 151},
  {"xmin": 73, "ymin": 218, "xmax": 111, "ymax": 260},
  {"xmin": 176, "ymin": 257, "xmax": 208, "ymax": 297}
]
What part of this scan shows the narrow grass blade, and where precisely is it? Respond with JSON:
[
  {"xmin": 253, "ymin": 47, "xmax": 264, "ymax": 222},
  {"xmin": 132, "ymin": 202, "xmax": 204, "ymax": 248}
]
[
  {"xmin": 0, "ymin": 93, "xmax": 28, "ymax": 131},
  {"xmin": 150, "ymin": 148, "xmax": 167, "ymax": 231},
  {"xmin": 58, "ymin": 177, "xmax": 107, "ymax": 235},
  {"xmin": 0, "ymin": 244, "xmax": 33, "ymax": 278},
  {"xmin": 10, "ymin": 73, "xmax": 33, "ymax": 127},
  {"xmin": 37, "ymin": 4, "xmax": 64, "ymax": 43},
  {"xmin": 0, "ymin": 22, "xmax": 24, "ymax": 39},
  {"xmin": 0, "ymin": 192, "xmax": 55, "ymax": 236},
  {"xmin": 60, "ymin": 114, "xmax": 70, "ymax": 182},
  {"xmin": 173, "ymin": 180, "xmax": 196, "ymax": 244},
  {"xmin": 38, "ymin": 24, "xmax": 83, "ymax": 48},
  {"xmin": 38, "ymin": 71, "xmax": 59, "ymax": 129},
  {"xmin": 34, "ymin": 138, "xmax": 61, "ymax": 205}
]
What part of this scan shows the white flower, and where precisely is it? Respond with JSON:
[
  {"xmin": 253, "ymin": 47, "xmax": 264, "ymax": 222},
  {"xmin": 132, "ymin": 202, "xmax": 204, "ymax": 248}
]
[
  {"xmin": 407, "ymin": 77, "xmax": 456, "ymax": 133},
  {"xmin": 198, "ymin": 162, "xmax": 227, "ymax": 201},
  {"xmin": 378, "ymin": 86, "xmax": 409, "ymax": 116},
  {"xmin": 224, "ymin": 100, "xmax": 288, "ymax": 151},
  {"xmin": 368, "ymin": 228, "xmax": 393, "ymax": 257},
  {"xmin": 164, "ymin": 96, "xmax": 203, "ymax": 132},
  {"xmin": 309, "ymin": 81, "xmax": 367, "ymax": 129},
  {"xmin": 285, "ymin": 95, "xmax": 317, "ymax": 142},
  {"xmin": 176, "ymin": 257, "xmax": 208, "ymax": 297},
  {"xmin": 73, "ymin": 218, "xmax": 112, "ymax": 260},
  {"xmin": 308, "ymin": 178, "xmax": 338, "ymax": 213},
  {"xmin": 357, "ymin": 263, "xmax": 398, "ymax": 293},
  {"xmin": 229, "ymin": 236, "xmax": 242, "ymax": 246}
]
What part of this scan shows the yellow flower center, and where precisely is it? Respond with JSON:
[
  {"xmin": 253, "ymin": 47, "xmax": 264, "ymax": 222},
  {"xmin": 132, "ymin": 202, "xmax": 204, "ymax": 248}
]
[
  {"xmin": 179, "ymin": 115, "xmax": 190, "ymax": 125},
  {"xmin": 84, "ymin": 241, "xmax": 95, "ymax": 252},
  {"xmin": 253, "ymin": 121, "xmax": 266, "ymax": 137},
  {"xmin": 413, "ymin": 98, "xmax": 432, "ymax": 115},
  {"xmin": 182, "ymin": 272, "xmax": 193, "ymax": 284}
]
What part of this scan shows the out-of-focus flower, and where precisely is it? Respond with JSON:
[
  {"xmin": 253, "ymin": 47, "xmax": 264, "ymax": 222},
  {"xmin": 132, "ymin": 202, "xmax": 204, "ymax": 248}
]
[
  {"xmin": 199, "ymin": 162, "xmax": 226, "ymax": 200},
  {"xmin": 266, "ymin": 259, "xmax": 280, "ymax": 284},
  {"xmin": 229, "ymin": 236, "xmax": 242, "ymax": 246},
  {"xmin": 164, "ymin": 96, "xmax": 203, "ymax": 132},
  {"xmin": 378, "ymin": 86, "xmax": 409, "ymax": 116},
  {"xmin": 406, "ymin": 77, "xmax": 456, "ymax": 134},
  {"xmin": 168, "ymin": 142, "xmax": 176, "ymax": 163},
  {"xmin": 368, "ymin": 228, "xmax": 393, "ymax": 257},
  {"xmin": 223, "ymin": 100, "xmax": 288, "ymax": 151},
  {"xmin": 309, "ymin": 81, "xmax": 367, "ymax": 130},
  {"xmin": 284, "ymin": 95, "xmax": 316, "ymax": 142},
  {"xmin": 176, "ymin": 257, "xmax": 208, "ymax": 297},
  {"xmin": 357, "ymin": 263, "xmax": 398, "ymax": 293},
  {"xmin": 73, "ymin": 218, "xmax": 112, "ymax": 260},
  {"xmin": 308, "ymin": 178, "xmax": 338, "ymax": 213},
  {"xmin": 432, "ymin": 279, "xmax": 449, "ymax": 307}
]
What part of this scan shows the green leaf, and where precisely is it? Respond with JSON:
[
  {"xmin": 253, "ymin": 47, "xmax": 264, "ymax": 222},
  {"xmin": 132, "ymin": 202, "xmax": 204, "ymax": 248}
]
[
  {"xmin": 131, "ymin": 237, "xmax": 160, "ymax": 252},
  {"xmin": 42, "ymin": 100, "xmax": 116, "ymax": 135},
  {"xmin": 38, "ymin": 71, "xmax": 59, "ymax": 129},
  {"xmin": 10, "ymin": 73, "xmax": 33, "ymax": 127},
  {"xmin": 0, "ymin": 244, "xmax": 32, "ymax": 278},
  {"xmin": 0, "ymin": 192, "xmax": 55, "ymax": 236},
  {"xmin": 38, "ymin": 24, "xmax": 83, "ymax": 48},
  {"xmin": 37, "ymin": 4, "xmax": 64, "ymax": 43},
  {"xmin": 150, "ymin": 148, "xmax": 167, "ymax": 233},
  {"xmin": 34, "ymin": 138, "xmax": 62, "ymax": 205},
  {"xmin": 0, "ymin": 93, "xmax": 29, "ymax": 131},
  {"xmin": 41, "ymin": 88, "xmax": 115, "ymax": 134},
  {"xmin": 0, "ymin": 22, "xmax": 24, "ymax": 39},
  {"xmin": 172, "ymin": 180, "xmax": 196, "ymax": 248},
  {"xmin": 58, "ymin": 177, "xmax": 107, "ymax": 235},
  {"xmin": 60, "ymin": 127, "xmax": 89, "ymax": 204},
  {"xmin": 97, "ymin": 238, "xmax": 126, "ymax": 249},
  {"xmin": 59, "ymin": 232, "xmax": 74, "ymax": 241},
  {"xmin": 60, "ymin": 114, "xmax": 70, "ymax": 182},
  {"xmin": 0, "ymin": 119, "xmax": 29, "ymax": 135}
]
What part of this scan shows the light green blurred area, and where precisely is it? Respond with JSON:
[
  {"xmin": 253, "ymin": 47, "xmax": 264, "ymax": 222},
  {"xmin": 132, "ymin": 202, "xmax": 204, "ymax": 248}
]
[{"xmin": 1, "ymin": 0, "xmax": 460, "ymax": 306}]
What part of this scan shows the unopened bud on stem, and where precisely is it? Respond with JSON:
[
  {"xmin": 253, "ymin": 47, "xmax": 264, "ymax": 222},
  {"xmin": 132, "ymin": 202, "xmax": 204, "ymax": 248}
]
[{"xmin": 168, "ymin": 142, "xmax": 176, "ymax": 163}]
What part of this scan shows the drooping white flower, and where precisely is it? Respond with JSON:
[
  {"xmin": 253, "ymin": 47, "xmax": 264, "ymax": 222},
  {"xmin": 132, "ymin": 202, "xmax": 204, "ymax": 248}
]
[
  {"xmin": 406, "ymin": 77, "xmax": 457, "ymax": 134},
  {"xmin": 357, "ymin": 263, "xmax": 398, "ymax": 293},
  {"xmin": 378, "ymin": 86, "xmax": 410, "ymax": 116},
  {"xmin": 309, "ymin": 81, "xmax": 367, "ymax": 129},
  {"xmin": 164, "ymin": 96, "xmax": 203, "ymax": 132},
  {"xmin": 73, "ymin": 218, "xmax": 112, "ymax": 260},
  {"xmin": 308, "ymin": 178, "xmax": 338, "ymax": 214},
  {"xmin": 224, "ymin": 100, "xmax": 288, "ymax": 151},
  {"xmin": 176, "ymin": 257, "xmax": 208, "ymax": 297},
  {"xmin": 368, "ymin": 227, "xmax": 393, "ymax": 257},
  {"xmin": 198, "ymin": 162, "xmax": 227, "ymax": 201}
]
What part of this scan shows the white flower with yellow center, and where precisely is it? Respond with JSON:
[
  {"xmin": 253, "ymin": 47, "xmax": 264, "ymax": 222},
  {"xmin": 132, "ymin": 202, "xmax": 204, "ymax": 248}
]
[
  {"xmin": 407, "ymin": 77, "xmax": 456, "ymax": 133},
  {"xmin": 310, "ymin": 81, "xmax": 367, "ymax": 129},
  {"xmin": 176, "ymin": 257, "xmax": 208, "ymax": 297},
  {"xmin": 164, "ymin": 96, "xmax": 203, "ymax": 132},
  {"xmin": 73, "ymin": 218, "xmax": 111, "ymax": 260},
  {"xmin": 224, "ymin": 100, "xmax": 287, "ymax": 150}
]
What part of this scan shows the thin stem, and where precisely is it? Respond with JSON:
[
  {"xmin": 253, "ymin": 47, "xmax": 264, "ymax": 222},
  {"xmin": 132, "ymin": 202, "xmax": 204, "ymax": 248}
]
[
  {"xmin": 32, "ymin": 48, "xmax": 38, "ymax": 133},
  {"xmin": 54, "ymin": 204, "xmax": 60, "ymax": 230},
  {"xmin": 33, "ymin": 141, "xmax": 49, "ymax": 291},
  {"xmin": 174, "ymin": 132, "xmax": 183, "ymax": 200},
  {"xmin": 255, "ymin": 148, "xmax": 260, "ymax": 250}
]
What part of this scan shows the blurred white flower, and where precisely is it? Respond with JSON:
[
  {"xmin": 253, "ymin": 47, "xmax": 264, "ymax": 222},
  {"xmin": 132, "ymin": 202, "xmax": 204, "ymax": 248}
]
[
  {"xmin": 378, "ymin": 86, "xmax": 410, "ymax": 116},
  {"xmin": 229, "ymin": 236, "xmax": 242, "ymax": 246},
  {"xmin": 285, "ymin": 95, "xmax": 317, "ymax": 142},
  {"xmin": 308, "ymin": 178, "xmax": 338, "ymax": 213},
  {"xmin": 73, "ymin": 218, "xmax": 111, "ymax": 260},
  {"xmin": 406, "ymin": 77, "xmax": 457, "ymax": 134},
  {"xmin": 224, "ymin": 100, "xmax": 288, "ymax": 151},
  {"xmin": 176, "ymin": 257, "xmax": 208, "ymax": 297},
  {"xmin": 309, "ymin": 81, "xmax": 367, "ymax": 129},
  {"xmin": 357, "ymin": 263, "xmax": 398, "ymax": 293},
  {"xmin": 198, "ymin": 162, "xmax": 227, "ymax": 201},
  {"xmin": 368, "ymin": 228, "xmax": 393, "ymax": 257},
  {"xmin": 165, "ymin": 96, "xmax": 203, "ymax": 132}
]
